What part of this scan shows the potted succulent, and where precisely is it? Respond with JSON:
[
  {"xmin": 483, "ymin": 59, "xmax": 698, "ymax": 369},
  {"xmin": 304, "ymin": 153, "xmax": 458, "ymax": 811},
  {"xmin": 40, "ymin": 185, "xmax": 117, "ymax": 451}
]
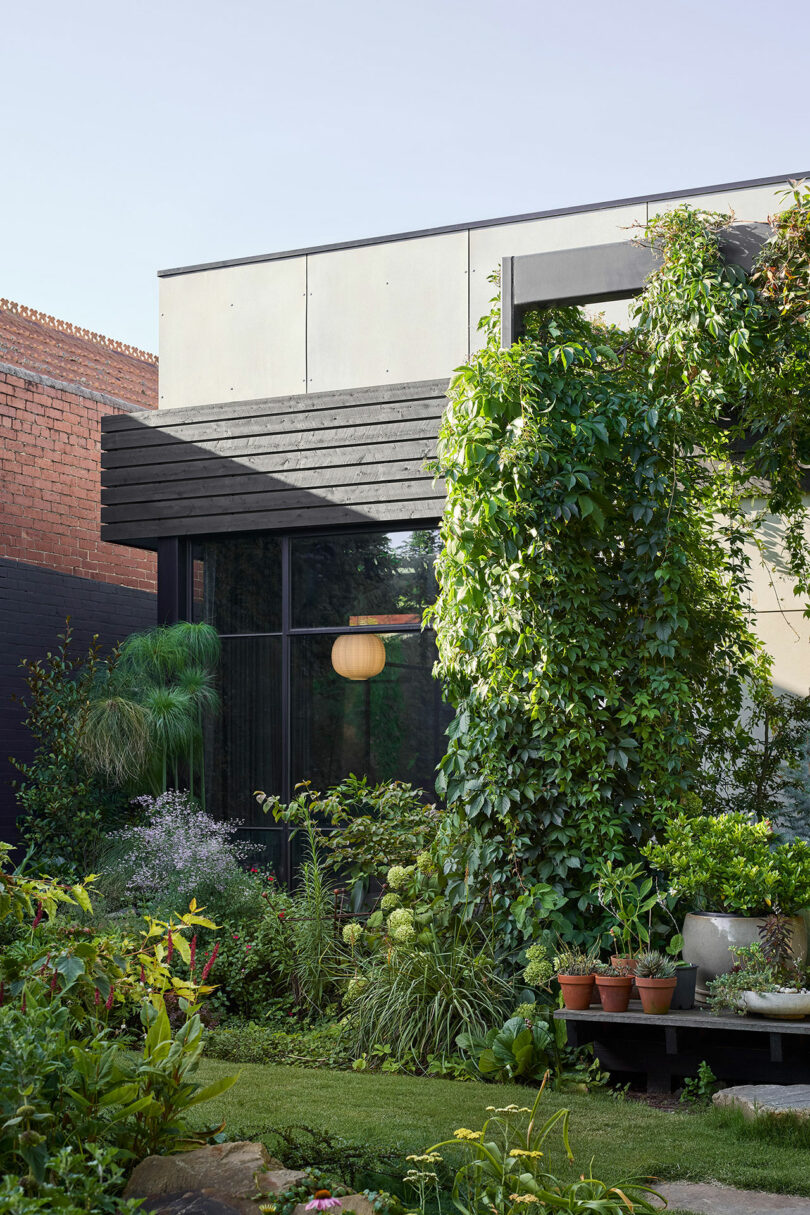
[
  {"xmin": 643, "ymin": 812, "xmax": 810, "ymax": 1003},
  {"xmin": 708, "ymin": 910, "xmax": 810, "ymax": 1020},
  {"xmin": 634, "ymin": 949, "xmax": 678, "ymax": 1015},
  {"xmin": 594, "ymin": 962, "xmax": 634, "ymax": 1013},
  {"xmin": 554, "ymin": 945, "xmax": 598, "ymax": 1010}
]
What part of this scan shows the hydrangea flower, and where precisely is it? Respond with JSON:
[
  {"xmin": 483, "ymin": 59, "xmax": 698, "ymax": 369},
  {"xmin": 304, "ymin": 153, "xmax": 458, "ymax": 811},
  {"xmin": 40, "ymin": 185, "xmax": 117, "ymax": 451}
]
[
  {"xmin": 380, "ymin": 892, "xmax": 401, "ymax": 911},
  {"xmin": 416, "ymin": 850, "xmax": 436, "ymax": 876},
  {"xmin": 342, "ymin": 921, "xmax": 363, "ymax": 945},
  {"xmin": 391, "ymin": 921, "xmax": 416, "ymax": 944},
  {"xmin": 386, "ymin": 864, "xmax": 415, "ymax": 890},
  {"xmin": 387, "ymin": 907, "xmax": 414, "ymax": 933},
  {"xmin": 345, "ymin": 977, "xmax": 368, "ymax": 1002}
]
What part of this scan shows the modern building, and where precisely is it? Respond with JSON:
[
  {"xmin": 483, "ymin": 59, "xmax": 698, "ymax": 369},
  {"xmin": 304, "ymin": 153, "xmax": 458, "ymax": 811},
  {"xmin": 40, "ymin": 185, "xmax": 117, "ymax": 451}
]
[
  {"xmin": 99, "ymin": 172, "xmax": 810, "ymax": 876},
  {"xmin": 0, "ymin": 302, "xmax": 158, "ymax": 843}
]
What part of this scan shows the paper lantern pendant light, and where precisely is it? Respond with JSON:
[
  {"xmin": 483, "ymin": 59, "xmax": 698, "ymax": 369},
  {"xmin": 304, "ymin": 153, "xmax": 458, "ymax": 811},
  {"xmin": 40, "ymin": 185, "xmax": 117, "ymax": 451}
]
[{"xmin": 331, "ymin": 633, "xmax": 386, "ymax": 681}]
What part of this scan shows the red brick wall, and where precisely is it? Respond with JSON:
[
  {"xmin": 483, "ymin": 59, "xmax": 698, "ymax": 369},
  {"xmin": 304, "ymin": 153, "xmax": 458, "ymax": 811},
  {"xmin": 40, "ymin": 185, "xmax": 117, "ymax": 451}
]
[{"xmin": 0, "ymin": 369, "xmax": 157, "ymax": 593}]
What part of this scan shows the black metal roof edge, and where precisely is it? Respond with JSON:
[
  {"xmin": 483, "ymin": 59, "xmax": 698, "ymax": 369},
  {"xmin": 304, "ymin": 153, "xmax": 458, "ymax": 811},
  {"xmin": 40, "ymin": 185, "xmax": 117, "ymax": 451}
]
[{"xmin": 157, "ymin": 170, "xmax": 809, "ymax": 279}]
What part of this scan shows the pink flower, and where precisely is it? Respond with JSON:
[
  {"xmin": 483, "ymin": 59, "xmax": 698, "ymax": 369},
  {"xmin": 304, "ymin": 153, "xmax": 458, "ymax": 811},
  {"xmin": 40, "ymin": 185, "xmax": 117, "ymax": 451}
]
[
  {"xmin": 32, "ymin": 901, "xmax": 44, "ymax": 930},
  {"xmin": 106, "ymin": 985, "xmax": 114, "ymax": 1010},
  {"xmin": 305, "ymin": 1193, "xmax": 342, "ymax": 1211},
  {"xmin": 167, "ymin": 929, "xmax": 174, "ymax": 965},
  {"xmin": 190, "ymin": 934, "xmax": 198, "ymax": 977},
  {"xmin": 200, "ymin": 941, "xmax": 219, "ymax": 983}
]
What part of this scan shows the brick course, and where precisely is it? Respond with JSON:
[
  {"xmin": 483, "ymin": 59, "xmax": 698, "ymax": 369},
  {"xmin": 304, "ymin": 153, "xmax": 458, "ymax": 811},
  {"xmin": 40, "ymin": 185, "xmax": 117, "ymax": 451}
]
[{"xmin": 0, "ymin": 302, "xmax": 159, "ymax": 592}]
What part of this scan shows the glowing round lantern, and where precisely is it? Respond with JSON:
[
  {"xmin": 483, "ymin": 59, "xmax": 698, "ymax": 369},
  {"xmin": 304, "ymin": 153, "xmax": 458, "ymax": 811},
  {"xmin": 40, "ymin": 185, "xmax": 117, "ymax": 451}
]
[{"xmin": 331, "ymin": 633, "xmax": 386, "ymax": 681}]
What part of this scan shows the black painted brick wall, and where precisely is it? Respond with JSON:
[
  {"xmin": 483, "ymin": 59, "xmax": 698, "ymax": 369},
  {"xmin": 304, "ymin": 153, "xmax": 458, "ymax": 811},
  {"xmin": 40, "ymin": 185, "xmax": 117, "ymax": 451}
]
[{"xmin": 0, "ymin": 558, "xmax": 156, "ymax": 846}]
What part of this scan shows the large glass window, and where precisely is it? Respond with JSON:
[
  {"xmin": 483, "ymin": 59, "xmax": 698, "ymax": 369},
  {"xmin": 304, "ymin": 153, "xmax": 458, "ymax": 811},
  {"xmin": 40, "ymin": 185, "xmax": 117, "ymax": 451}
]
[{"xmin": 200, "ymin": 527, "xmax": 450, "ymax": 878}]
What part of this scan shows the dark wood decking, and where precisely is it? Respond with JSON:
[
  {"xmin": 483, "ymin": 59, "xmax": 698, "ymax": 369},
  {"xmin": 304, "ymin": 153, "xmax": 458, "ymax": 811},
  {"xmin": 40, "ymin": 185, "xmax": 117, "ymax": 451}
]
[{"xmin": 555, "ymin": 1004, "xmax": 810, "ymax": 1093}]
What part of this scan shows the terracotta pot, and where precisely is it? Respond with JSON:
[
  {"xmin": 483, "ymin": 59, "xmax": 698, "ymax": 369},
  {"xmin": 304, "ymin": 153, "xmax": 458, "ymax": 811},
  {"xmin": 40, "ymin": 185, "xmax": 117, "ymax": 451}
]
[
  {"xmin": 636, "ymin": 976, "xmax": 677, "ymax": 1015},
  {"xmin": 595, "ymin": 974, "xmax": 633, "ymax": 1013},
  {"xmin": 683, "ymin": 913, "xmax": 808, "ymax": 1005},
  {"xmin": 558, "ymin": 973, "xmax": 595, "ymax": 1010},
  {"xmin": 611, "ymin": 954, "xmax": 638, "ymax": 974},
  {"xmin": 611, "ymin": 955, "xmax": 638, "ymax": 996}
]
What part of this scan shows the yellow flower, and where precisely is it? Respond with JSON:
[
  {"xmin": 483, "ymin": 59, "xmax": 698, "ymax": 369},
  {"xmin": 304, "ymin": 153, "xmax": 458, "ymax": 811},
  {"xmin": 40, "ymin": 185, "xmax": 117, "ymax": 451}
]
[
  {"xmin": 453, "ymin": 1128, "xmax": 483, "ymax": 1140},
  {"xmin": 486, "ymin": 1105, "xmax": 532, "ymax": 1114},
  {"xmin": 509, "ymin": 1149, "xmax": 543, "ymax": 1158},
  {"xmin": 406, "ymin": 1153, "xmax": 443, "ymax": 1164},
  {"xmin": 509, "ymin": 1196, "xmax": 540, "ymax": 1205}
]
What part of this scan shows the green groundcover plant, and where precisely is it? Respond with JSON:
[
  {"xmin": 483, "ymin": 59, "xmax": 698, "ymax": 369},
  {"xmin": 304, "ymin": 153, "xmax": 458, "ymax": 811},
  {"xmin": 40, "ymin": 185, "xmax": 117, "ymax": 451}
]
[{"xmin": 428, "ymin": 186, "xmax": 810, "ymax": 934}]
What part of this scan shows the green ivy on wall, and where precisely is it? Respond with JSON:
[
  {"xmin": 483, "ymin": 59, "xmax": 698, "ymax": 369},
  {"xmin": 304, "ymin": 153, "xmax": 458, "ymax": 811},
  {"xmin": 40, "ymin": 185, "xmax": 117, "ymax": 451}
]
[{"xmin": 428, "ymin": 187, "xmax": 810, "ymax": 937}]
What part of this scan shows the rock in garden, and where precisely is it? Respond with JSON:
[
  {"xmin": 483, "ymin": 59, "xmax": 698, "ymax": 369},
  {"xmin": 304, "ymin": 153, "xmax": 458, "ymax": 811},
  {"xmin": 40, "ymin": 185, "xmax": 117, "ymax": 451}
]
[
  {"xmin": 137, "ymin": 1192, "xmax": 263, "ymax": 1215},
  {"xmin": 124, "ymin": 1142, "xmax": 286, "ymax": 1200},
  {"xmin": 293, "ymin": 1197, "xmax": 377, "ymax": 1215},
  {"xmin": 713, "ymin": 1084, "xmax": 810, "ymax": 1121},
  {"xmin": 256, "ymin": 1167, "xmax": 311, "ymax": 1195}
]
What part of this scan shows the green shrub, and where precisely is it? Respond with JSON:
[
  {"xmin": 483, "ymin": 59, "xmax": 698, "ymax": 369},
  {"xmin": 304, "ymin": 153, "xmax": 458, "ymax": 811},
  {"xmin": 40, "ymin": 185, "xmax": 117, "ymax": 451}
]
[
  {"xmin": 643, "ymin": 812, "xmax": 810, "ymax": 915},
  {"xmin": 204, "ymin": 1019, "xmax": 353, "ymax": 1068},
  {"xmin": 11, "ymin": 623, "xmax": 127, "ymax": 875}
]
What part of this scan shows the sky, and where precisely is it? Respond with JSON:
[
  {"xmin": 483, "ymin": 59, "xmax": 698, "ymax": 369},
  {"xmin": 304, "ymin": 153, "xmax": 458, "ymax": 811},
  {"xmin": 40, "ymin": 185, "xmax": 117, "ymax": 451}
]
[{"xmin": 1, "ymin": 0, "xmax": 808, "ymax": 354}]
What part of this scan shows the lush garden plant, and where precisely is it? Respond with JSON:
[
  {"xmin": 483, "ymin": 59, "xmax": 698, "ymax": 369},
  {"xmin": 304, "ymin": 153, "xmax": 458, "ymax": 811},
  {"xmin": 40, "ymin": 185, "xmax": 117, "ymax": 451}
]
[
  {"xmin": 428, "ymin": 188, "xmax": 810, "ymax": 933},
  {"xmin": 0, "ymin": 843, "xmax": 235, "ymax": 1208},
  {"xmin": 419, "ymin": 1075, "xmax": 661, "ymax": 1215},
  {"xmin": 12, "ymin": 623, "xmax": 128, "ymax": 874},
  {"xmin": 643, "ymin": 811, "xmax": 810, "ymax": 915}
]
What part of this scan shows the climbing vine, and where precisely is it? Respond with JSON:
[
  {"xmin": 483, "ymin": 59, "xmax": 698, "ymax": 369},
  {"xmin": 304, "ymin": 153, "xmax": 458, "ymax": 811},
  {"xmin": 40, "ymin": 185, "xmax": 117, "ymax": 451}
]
[{"xmin": 428, "ymin": 187, "xmax": 810, "ymax": 935}]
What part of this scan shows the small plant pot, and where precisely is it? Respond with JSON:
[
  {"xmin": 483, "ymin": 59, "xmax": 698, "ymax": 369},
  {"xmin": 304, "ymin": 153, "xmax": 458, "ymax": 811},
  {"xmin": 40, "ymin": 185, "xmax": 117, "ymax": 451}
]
[
  {"xmin": 611, "ymin": 954, "xmax": 638, "ymax": 974},
  {"xmin": 611, "ymin": 955, "xmax": 638, "ymax": 997},
  {"xmin": 672, "ymin": 963, "xmax": 698, "ymax": 1010},
  {"xmin": 636, "ymin": 976, "xmax": 677, "ymax": 1015},
  {"xmin": 558, "ymin": 973, "xmax": 595, "ymax": 1010},
  {"xmin": 595, "ymin": 974, "xmax": 633, "ymax": 1013}
]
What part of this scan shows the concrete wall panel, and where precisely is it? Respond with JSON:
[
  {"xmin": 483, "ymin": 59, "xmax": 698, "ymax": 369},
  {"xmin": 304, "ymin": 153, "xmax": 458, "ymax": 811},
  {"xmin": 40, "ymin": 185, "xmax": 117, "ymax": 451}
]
[
  {"xmin": 648, "ymin": 184, "xmax": 785, "ymax": 225},
  {"xmin": 469, "ymin": 204, "xmax": 646, "ymax": 341},
  {"xmin": 159, "ymin": 258, "xmax": 307, "ymax": 409},
  {"xmin": 306, "ymin": 232, "xmax": 468, "ymax": 393}
]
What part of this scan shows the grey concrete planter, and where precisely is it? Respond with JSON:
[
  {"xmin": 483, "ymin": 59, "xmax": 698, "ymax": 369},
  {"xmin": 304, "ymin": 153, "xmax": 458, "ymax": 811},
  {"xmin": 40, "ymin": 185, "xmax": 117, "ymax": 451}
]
[
  {"xmin": 742, "ymin": 989, "xmax": 810, "ymax": 1019},
  {"xmin": 682, "ymin": 912, "xmax": 808, "ymax": 1005}
]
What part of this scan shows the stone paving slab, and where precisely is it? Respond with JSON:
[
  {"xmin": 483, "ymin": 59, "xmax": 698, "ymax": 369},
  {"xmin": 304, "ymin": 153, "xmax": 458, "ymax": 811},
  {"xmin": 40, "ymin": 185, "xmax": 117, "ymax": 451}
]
[
  {"xmin": 713, "ymin": 1084, "xmax": 810, "ymax": 1120},
  {"xmin": 654, "ymin": 1182, "xmax": 810, "ymax": 1213}
]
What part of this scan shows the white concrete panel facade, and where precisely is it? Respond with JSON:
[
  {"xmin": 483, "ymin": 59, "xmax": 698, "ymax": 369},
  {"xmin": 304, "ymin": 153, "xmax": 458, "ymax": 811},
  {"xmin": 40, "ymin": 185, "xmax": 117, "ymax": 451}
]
[
  {"xmin": 159, "ymin": 258, "xmax": 307, "ymax": 409},
  {"xmin": 306, "ymin": 232, "xmax": 468, "ymax": 394},
  {"xmin": 469, "ymin": 204, "xmax": 646, "ymax": 341},
  {"xmin": 157, "ymin": 174, "xmax": 798, "ymax": 409}
]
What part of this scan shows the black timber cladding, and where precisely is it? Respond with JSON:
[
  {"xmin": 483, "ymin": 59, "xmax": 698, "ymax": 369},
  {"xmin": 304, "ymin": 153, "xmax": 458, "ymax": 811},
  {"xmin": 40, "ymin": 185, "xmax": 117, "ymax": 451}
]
[{"xmin": 100, "ymin": 380, "xmax": 448, "ymax": 546}]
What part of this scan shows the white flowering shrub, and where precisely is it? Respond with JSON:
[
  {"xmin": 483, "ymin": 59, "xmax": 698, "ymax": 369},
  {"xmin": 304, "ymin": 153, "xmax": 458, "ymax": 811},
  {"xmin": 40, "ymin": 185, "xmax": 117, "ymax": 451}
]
[{"xmin": 100, "ymin": 790, "xmax": 257, "ymax": 910}]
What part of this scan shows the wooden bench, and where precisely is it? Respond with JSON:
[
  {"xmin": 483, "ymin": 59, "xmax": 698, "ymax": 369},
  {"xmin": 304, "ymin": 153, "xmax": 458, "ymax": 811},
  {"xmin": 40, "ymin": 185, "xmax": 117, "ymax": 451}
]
[{"xmin": 554, "ymin": 1003, "xmax": 810, "ymax": 1092}]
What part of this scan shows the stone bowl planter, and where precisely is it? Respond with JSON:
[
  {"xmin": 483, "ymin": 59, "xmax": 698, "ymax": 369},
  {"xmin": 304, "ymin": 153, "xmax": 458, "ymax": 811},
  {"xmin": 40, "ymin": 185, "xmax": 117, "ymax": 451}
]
[
  {"xmin": 682, "ymin": 912, "xmax": 808, "ymax": 1005},
  {"xmin": 595, "ymin": 974, "xmax": 633, "ymax": 1013},
  {"xmin": 558, "ymin": 973, "xmax": 595, "ymax": 1010},
  {"xmin": 636, "ymin": 975, "xmax": 677, "ymax": 1015},
  {"xmin": 742, "ymin": 990, "xmax": 810, "ymax": 1020}
]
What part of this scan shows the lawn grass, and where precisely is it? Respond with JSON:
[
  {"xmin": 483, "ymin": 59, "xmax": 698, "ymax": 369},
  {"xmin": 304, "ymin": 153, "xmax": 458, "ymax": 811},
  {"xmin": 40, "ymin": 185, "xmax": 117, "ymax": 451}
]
[{"xmin": 191, "ymin": 1059, "xmax": 810, "ymax": 1198}]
